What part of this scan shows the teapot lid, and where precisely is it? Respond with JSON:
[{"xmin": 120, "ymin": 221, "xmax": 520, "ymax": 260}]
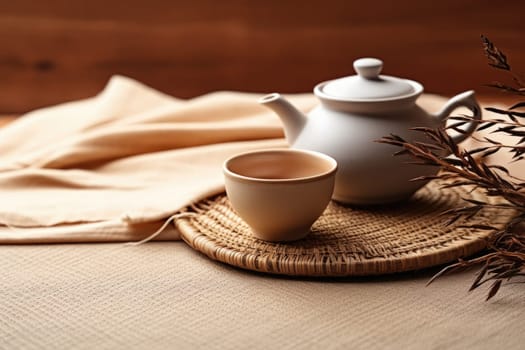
[{"xmin": 320, "ymin": 58, "xmax": 416, "ymax": 100}]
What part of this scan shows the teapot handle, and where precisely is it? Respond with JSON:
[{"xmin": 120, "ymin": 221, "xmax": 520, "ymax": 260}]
[{"xmin": 434, "ymin": 90, "xmax": 482, "ymax": 144}]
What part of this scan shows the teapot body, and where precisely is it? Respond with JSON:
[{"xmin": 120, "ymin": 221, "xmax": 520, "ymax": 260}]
[
  {"xmin": 259, "ymin": 58, "xmax": 482, "ymax": 205},
  {"xmin": 292, "ymin": 102, "xmax": 439, "ymax": 204}
]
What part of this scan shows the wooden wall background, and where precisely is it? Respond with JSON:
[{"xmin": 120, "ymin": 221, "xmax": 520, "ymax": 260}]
[{"xmin": 0, "ymin": 0, "xmax": 523, "ymax": 113}]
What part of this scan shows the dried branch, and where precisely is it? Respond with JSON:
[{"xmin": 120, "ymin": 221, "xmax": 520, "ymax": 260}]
[
  {"xmin": 481, "ymin": 34, "xmax": 525, "ymax": 93},
  {"xmin": 379, "ymin": 36, "xmax": 525, "ymax": 300}
]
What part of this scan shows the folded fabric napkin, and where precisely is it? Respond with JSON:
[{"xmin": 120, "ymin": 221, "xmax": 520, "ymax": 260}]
[{"xmin": 0, "ymin": 76, "xmax": 452, "ymax": 243}]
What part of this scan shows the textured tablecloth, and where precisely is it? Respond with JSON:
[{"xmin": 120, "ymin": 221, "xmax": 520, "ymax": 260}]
[{"xmin": 1, "ymin": 242, "xmax": 523, "ymax": 349}]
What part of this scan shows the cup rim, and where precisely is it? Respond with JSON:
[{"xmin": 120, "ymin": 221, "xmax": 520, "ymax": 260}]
[{"xmin": 223, "ymin": 148, "xmax": 338, "ymax": 184}]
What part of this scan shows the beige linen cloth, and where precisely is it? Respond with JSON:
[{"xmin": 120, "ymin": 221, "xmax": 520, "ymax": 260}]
[
  {"xmin": 0, "ymin": 76, "xmax": 314, "ymax": 243},
  {"xmin": 0, "ymin": 75, "xmax": 465, "ymax": 243}
]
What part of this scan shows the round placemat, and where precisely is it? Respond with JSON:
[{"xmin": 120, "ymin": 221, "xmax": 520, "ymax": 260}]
[{"xmin": 175, "ymin": 181, "xmax": 511, "ymax": 276}]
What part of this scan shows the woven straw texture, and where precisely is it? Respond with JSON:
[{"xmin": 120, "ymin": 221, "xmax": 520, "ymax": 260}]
[{"xmin": 177, "ymin": 181, "xmax": 510, "ymax": 276}]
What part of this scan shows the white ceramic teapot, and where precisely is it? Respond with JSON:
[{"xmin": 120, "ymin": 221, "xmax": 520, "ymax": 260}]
[{"xmin": 259, "ymin": 58, "xmax": 481, "ymax": 205}]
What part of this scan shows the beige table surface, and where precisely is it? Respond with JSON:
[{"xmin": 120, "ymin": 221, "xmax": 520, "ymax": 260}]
[
  {"xmin": 0, "ymin": 101, "xmax": 524, "ymax": 349},
  {"xmin": 1, "ymin": 242, "xmax": 523, "ymax": 350}
]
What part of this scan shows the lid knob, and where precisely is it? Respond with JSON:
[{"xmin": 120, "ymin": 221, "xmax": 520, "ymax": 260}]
[{"xmin": 353, "ymin": 58, "xmax": 383, "ymax": 80}]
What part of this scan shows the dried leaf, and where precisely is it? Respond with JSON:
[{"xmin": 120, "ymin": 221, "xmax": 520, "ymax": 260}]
[
  {"xmin": 470, "ymin": 264, "xmax": 489, "ymax": 291},
  {"xmin": 481, "ymin": 147, "xmax": 501, "ymax": 158},
  {"xmin": 484, "ymin": 137, "xmax": 502, "ymax": 145},
  {"xmin": 481, "ymin": 35, "xmax": 510, "ymax": 71},
  {"xmin": 477, "ymin": 121, "xmax": 497, "ymax": 132},
  {"xmin": 488, "ymin": 165, "xmax": 509, "ymax": 174},
  {"xmin": 468, "ymin": 146, "xmax": 490, "ymax": 155},
  {"xmin": 510, "ymin": 102, "xmax": 525, "ymax": 110},
  {"xmin": 486, "ymin": 280, "xmax": 503, "ymax": 300},
  {"xmin": 486, "ymin": 83, "xmax": 525, "ymax": 96}
]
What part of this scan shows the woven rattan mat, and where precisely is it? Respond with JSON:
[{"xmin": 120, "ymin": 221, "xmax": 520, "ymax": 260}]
[{"xmin": 176, "ymin": 181, "xmax": 511, "ymax": 276}]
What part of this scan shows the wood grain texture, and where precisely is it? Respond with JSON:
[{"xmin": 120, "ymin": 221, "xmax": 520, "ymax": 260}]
[{"xmin": 0, "ymin": 0, "xmax": 523, "ymax": 113}]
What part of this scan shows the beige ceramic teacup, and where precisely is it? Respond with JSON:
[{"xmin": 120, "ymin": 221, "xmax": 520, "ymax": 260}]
[{"xmin": 223, "ymin": 148, "xmax": 337, "ymax": 242}]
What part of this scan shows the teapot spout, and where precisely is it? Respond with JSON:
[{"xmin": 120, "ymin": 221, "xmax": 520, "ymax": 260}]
[{"xmin": 259, "ymin": 93, "xmax": 307, "ymax": 145}]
